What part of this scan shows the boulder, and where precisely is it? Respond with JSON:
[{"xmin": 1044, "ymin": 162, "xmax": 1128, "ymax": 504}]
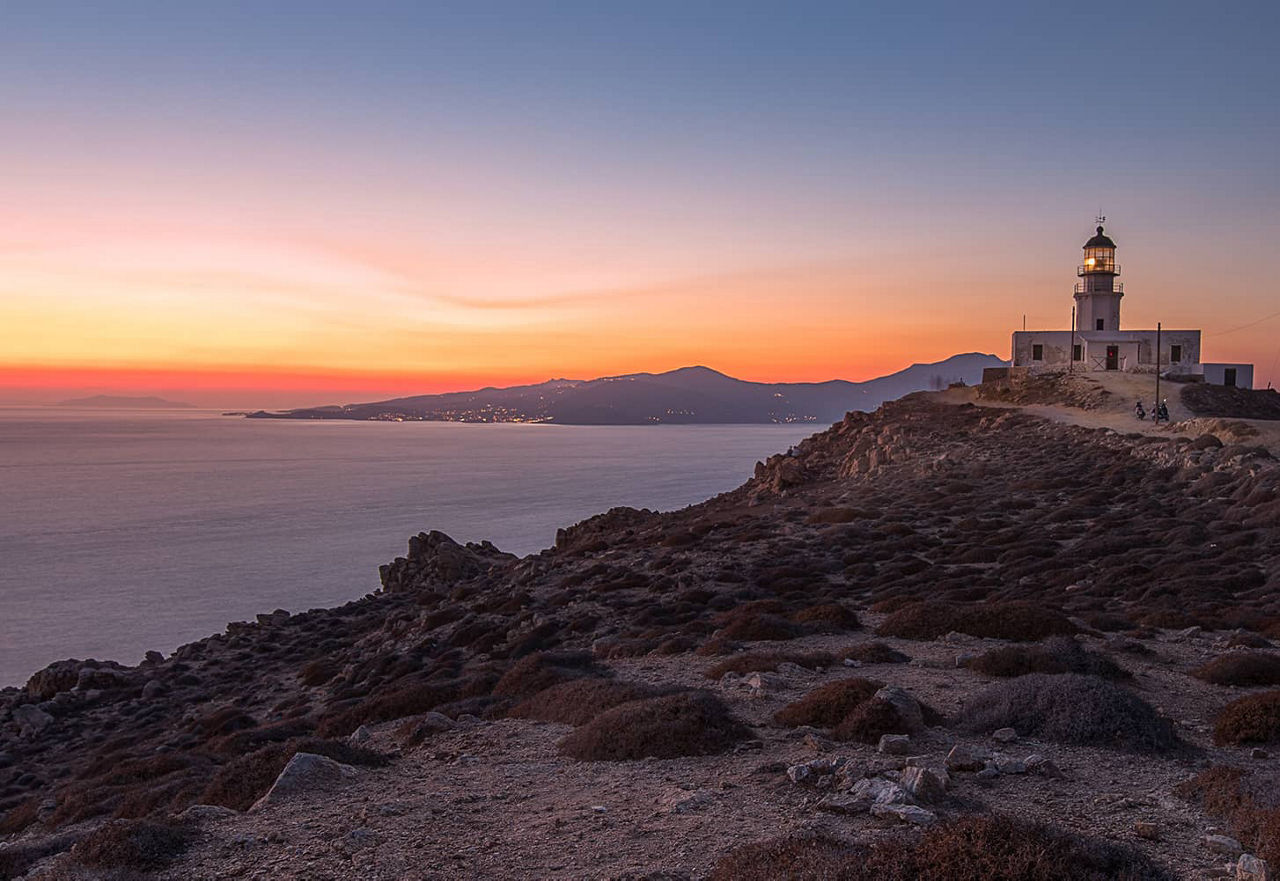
[
  {"xmin": 900, "ymin": 766, "xmax": 950, "ymax": 803},
  {"xmin": 870, "ymin": 803, "xmax": 937, "ymax": 825},
  {"xmin": 1205, "ymin": 835, "xmax": 1244, "ymax": 857},
  {"xmin": 946, "ymin": 744, "xmax": 986, "ymax": 772},
  {"xmin": 879, "ymin": 734, "xmax": 912, "ymax": 755},
  {"xmin": 1238, "ymin": 854, "xmax": 1271, "ymax": 881},
  {"xmin": 24, "ymin": 660, "xmax": 83, "ymax": 700},
  {"xmin": 992, "ymin": 727, "xmax": 1018, "ymax": 743},
  {"xmin": 250, "ymin": 752, "xmax": 358, "ymax": 811},
  {"xmin": 873, "ymin": 686, "xmax": 924, "ymax": 731},
  {"xmin": 12, "ymin": 704, "xmax": 54, "ymax": 737}
]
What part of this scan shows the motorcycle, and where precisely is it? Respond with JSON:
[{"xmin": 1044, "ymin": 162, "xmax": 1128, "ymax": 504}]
[{"xmin": 1134, "ymin": 402, "xmax": 1146, "ymax": 421}]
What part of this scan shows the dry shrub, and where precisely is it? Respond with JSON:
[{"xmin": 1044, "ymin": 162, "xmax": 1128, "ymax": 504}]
[
  {"xmin": 708, "ymin": 815, "xmax": 1173, "ymax": 880},
  {"xmin": 1177, "ymin": 765, "xmax": 1280, "ymax": 863},
  {"xmin": 1193, "ymin": 652, "xmax": 1280, "ymax": 687},
  {"xmin": 967, "ymin": 637, "xmax": 1129, "ymax": 680},
  {"xmin": 694, "ymin": 635, "xmax": 739, "ymax": 657},
  {"xmin": 704, "ymin": 651, "xmax": 834, "ymax": 679},
  {"xmin": 773, "ymin": 678, "xmax": 882, "ymax": 728},
  {"xmin": 316, "ymin": 679, "xmax": 459, "ymax": 736},
  {"xmin": 299, "ymin": 657, "xmax": 340, "ymax": 686},
  {"xmin": 1227, "ymin": 632, "xmax": 1273, "ymax": 649},
  {"xmin": 1214, "ymin": 690, "xmax": 1280, "ymax": 745},
  {"xmin": 559, "ymin": 692, "xmax": 749, "ymax": 761},
  {"xmin": 792, "ymin": 604, "xmax": 861, "ymax": 632},
  {"xmin": 832, "ymin": 697, "xmax": 905, "ymax": 743},
  {"xmin": 877, "ymin": 601, "xmax": 1076, "ymax": 642},
  {"xmin": 0, "ymin": 797, "xmax": 39, "ymax": 835},
  {"xmin": 718, "ymin": 612, "xmax": 804, "ymax": 642},
  {"xmin": 199, "ymin": 738, "xmax": 386, "ymax": 811},
  {"xmin": 709, "ymin": 833, "xmax": 859, "ymax": 880},
  {"xmin": 0, "ymin": 834, "xmax": 76, "ymax": 881},
  {"xmin": 72, "ymin": 820, "xmax": 189, "ymax": 871},
  {"xmin": 491, "ymin": 651, "xmax": 601, "ymax": 699},
  {"xmin": 839, "ymin": 642, "xmax": 910, "ymax": 664},
  {"xmin": 508, "ymin": 679, "xmax": 671, "ymax": 726},
  {"xmin": 958, "ymin": 673, "xmax": 1177, "ymax": 753}
]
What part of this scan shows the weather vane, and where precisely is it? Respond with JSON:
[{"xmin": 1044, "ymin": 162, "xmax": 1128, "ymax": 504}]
[{"xmin": 1096, "ymin": 211, "xmax": 1106, "ymax": 225}]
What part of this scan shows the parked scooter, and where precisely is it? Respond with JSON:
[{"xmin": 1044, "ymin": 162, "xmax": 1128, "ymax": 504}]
[{"xmin": 1134, "ymin": 401, "xmax": 1146, "ymax": 420}]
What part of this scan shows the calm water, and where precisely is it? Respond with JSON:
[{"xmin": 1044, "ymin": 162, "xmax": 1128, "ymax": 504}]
[{"xmin": 0, "ymin": 409, "xmax": 812, "ymax": 686}]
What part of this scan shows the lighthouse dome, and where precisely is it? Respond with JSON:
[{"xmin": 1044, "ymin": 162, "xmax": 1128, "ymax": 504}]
[{"xmin": 1084, "ymin": 225, "xmax": 1116, "ymax": 249}]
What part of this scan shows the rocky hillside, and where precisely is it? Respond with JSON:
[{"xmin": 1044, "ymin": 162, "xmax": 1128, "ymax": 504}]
[{"xmin": 3, "ymin": 380, "xmax": 1280, "ymax": 880}]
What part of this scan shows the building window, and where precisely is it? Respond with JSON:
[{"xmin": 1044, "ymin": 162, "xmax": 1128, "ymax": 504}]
[
  {"xmin": 1072, "ymin": 344, "xmax": 1082, "ymax": 361},
  {"xmin": 1170, "ymin": 345, "xmax": 1182, "ymax": 363},
  {"xmin": 1095, "ymin": 318, "xmax": 1105, "ymax": 331},
  {"xmin": 1032, "ymin": 344, "xmax": 1043, "ymax": 361}
]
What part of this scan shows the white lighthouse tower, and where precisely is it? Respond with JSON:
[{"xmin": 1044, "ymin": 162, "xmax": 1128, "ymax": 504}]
[{"xmin": 1074, "ymin": 224, "xmax": 1122, "ymax": 333}]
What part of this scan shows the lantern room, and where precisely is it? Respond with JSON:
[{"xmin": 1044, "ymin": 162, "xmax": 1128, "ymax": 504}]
[{"xmin": 1078, "ymin": 225, "xmax": 1119, "ymax": 276}]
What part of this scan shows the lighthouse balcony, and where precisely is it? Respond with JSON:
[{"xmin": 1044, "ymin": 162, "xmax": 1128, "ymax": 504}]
[
  {"xmin": 1074, "ymin": 281, "xmax": 1124, "ymax": 294},
  {"xmin": 1077, "ymin": 263, "xmax": 1120, "ymax": 277}
]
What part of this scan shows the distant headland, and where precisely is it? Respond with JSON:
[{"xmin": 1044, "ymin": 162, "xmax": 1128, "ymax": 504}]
[
  {"xmin": 246, "ymin": 353, "xmax": 1004, "ymax": 426},
  {"xmin": 56, "ymin": 395, "xmax": 196, "ymax": 409}
]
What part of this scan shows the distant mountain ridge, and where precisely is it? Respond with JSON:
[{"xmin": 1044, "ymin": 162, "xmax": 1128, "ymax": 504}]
[
  {"xmin": 58, "ymin": 395, "xmax": 195, "ymax": 409},
  {"xmin": 248, "ymin": 353, "xmax": 1004, "ymax": 425}
]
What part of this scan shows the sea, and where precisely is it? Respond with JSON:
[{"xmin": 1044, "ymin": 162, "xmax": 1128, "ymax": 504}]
[{"xmin": 0, "ymin": 408, "xmax": 814, "ymax": 687}]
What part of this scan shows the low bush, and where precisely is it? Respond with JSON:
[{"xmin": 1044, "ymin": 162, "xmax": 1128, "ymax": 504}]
[
  {"xmin": 773, "ymin": 678, "xmax": 882, "ymax": 728},
  {"xmin": 967, "ymin": 637, "xmax": 1129, "ymax": 680},
  {"xmin": 718, "ymin": 612, "xmax": 805, "ymax": 642},
  {"xmin": 559, "ymin": 692, "xmax": 749, "ymax": 761},
  {"xmin": 72, "ymin": 820, "xmax": 189, "ymax": 871},
  {"xmin": 1193, "ymin": 652, "xmax": 1280, "ymax": 687},
  {"xmin": 877, "ymin": 601, "xmax": 1076, "ymax": 642},
  {"xmin": 958, "ymin": 673, "xmax": 1177, "ymax": 753},
  {"xmin": 199, "ymin": 738, "xmax": 387, "ymax": 811},
  {"xmin": 839, "ymin": 643, "xmax": 910, "ymax": 665},
  {"xmin": 509, "ymin": 679, "xmax": 672, "ymax": 726},
  {"xmin": 0, "ymin": 797, "xmax": 39, "ymax": 835},
  {"xmin": 709, "ymin": 833, "xmax": 860, "ymax": 880},
  {"xmin": 704, "ymin": 651, "xmax": 834, "ymax": 679},
  {"xmin": 299, "ymin": 657, "xmax": 340, "ymax": 686},
  {"xmin": 1177, "ymin": 765, "xmax": 1280, "ymax": 863},
  {"xmin": 708, "ymin": 815, "xmax": 1174, "ymax": 880},
  {"xmin": 832, "ymin": 697, "xmax": 906, "ymax": 743},
  {"xmin": 491, "ymin": 651, "xmax": 601, "ymax": 699},
  {"xmin": 791, "ymin": 604, "xmax": 861, "ymax": 632},
  {"xmin": 316, "ymin": 679, "xmax": 459, "ymax": 736},
  {"xmin": 1214, "ymin": 690, "xmax": 1280, "ymax": 745}
]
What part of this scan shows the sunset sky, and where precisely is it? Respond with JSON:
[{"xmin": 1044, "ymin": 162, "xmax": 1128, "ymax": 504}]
[{"xmin": 2, "ymin": 2, "xmax": 1278, "ymax": 407}]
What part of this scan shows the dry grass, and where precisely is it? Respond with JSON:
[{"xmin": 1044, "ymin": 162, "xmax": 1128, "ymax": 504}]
[
  {"xmin": 958, "ymin": 674, "xmax": 1177, "ymax": 753},
  {"xmin": 559, "ymin": 692, "xmax": 749, "ymax": 761},
  {"xmin": 791, "ymin": 603, "xmax": 861, "ymax": 632},
  {"xmin": 832, "ymin": 697, "xmax": 907, "ymax": 743},
  {"xmin": 1213, "ymin": 690, "xmax": 1280, "ymax": 746},
  {"xmin": 704, "ymin": 651, "xmax": 834, "ymax": 679},
  {"xmin": 877, "ymin": 601, "xmax": 1077, "ymax": 642},
  {"xmin": 839, "ymin": 642, "xmax": 910, "ymax": 664},
  {"xmin": 490, "ymin": 651, "xmax": 601, "ymax": 699},
  {"xmin": 1193, "ymin": 652, "xmax": 1280, "ymax": 687},
  {"xmin": 708, "ymin": 815, "xmax": 1174, "ymax": 880},
  {"xmin": 772, "ymin": 677, "xmax": 882, "ymax": 728},
  {"xmin": 72, "ymin": 820, "xmax": 189, "ymax": 871},
  {"xmin": 967, "ymin": 637, "xmax": 1129, "ymax": 680},
  {"xmin": 508, "ymin": 679, "xmax": 672, "ymax": 726},
  {"xmin": 0, "ymin": 797, "xmax": 39, "ymax": 835},
  {"xmin": 1177, "ymin": 765, "xmax": 1280, "ymax": 863}
]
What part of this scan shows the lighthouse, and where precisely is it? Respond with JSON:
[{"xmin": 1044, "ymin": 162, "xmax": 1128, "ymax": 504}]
[
  {"xmin": 1005, "ymin": 222, "xmax": 1257, "ymax": 383},
  {"xmin": 1075, "ymin": 225, "xmax": 1122, "ymax": 333}
]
